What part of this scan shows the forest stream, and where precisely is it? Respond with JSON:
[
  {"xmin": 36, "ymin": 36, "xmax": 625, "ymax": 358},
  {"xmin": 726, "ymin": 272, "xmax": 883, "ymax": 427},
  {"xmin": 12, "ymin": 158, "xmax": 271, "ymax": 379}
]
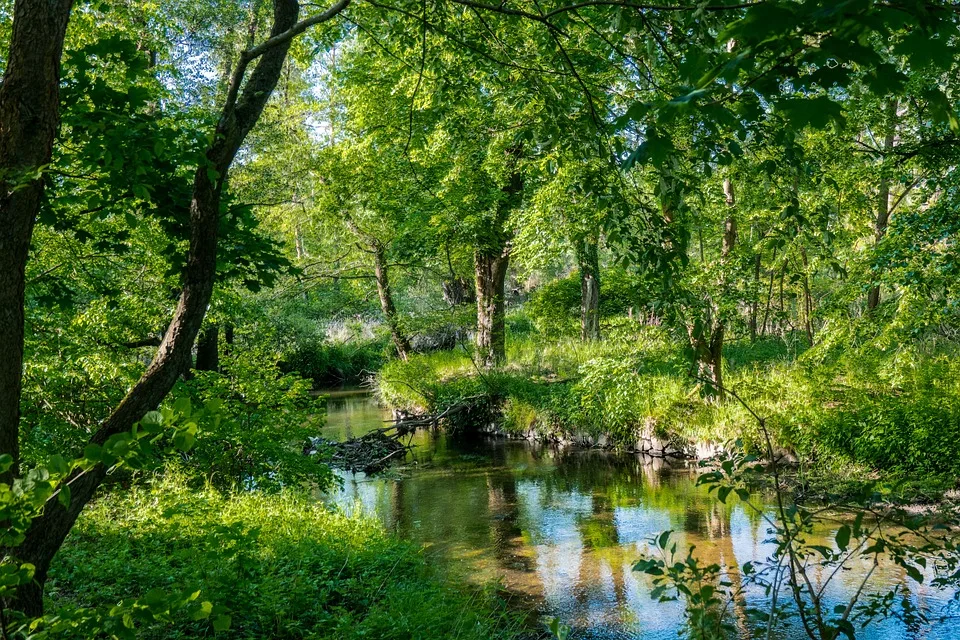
[{"xmin": 318, "ymin": 390, "xmax": 960, "ymax": 640}]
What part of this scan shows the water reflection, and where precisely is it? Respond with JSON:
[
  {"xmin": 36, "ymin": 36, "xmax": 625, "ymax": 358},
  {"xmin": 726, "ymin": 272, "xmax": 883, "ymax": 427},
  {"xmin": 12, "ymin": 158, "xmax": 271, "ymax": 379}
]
[{"xmin": 319, "ymin": 392, "xmax": 960, "ymax": 639}]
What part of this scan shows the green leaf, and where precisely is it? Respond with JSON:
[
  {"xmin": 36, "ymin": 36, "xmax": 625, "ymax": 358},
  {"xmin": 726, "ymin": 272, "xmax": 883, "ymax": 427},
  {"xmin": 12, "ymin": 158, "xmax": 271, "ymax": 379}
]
[
  {"xmin": 213, "ymin": 614, "xmax": 231, "ymax": 632},
  {"xmin": 717, "ymin": 486, "xmax": 732, "ymax": 504},
  {"xmin": 776, "ymin": 96, "xmax": 845, "ymax": 130},
  {"xmin": 58, "ymin": 483, "xmax": 72, "ymax": 509},
  {"xmin": 835, "ymin": 524, "xmax": 850, "ymax": 552},
  {"xmin": 192, "ymin": 601, "xmax": 214, "ymax": 621}
]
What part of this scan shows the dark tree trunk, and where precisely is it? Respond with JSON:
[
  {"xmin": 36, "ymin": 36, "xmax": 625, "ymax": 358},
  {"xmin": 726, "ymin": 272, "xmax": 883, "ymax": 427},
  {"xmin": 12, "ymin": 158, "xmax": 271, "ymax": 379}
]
[
  {"xmin": 691, "ymin": 178, "xmax": 737, "ymax": 402},
  {"xmin": 799, "ymin": 246, "xmax": 814, "ymax": 345},
  {"xmin": 11, "ymin": 0, "xmax": 344, "ymax": 615},
  {"xmin": 474, "ymin": 148, "xmax": 522, "ymax": 369},
  {"xmin": 441, "ymin": 277, "xmax": 474, "ymax": 306},
  {"xmin": 373, "ymin": 243, "xmax": 410, "ymax": 360},
  {"xmin": 474, "ymin": 247, "xmax": 510, "ymax": 368},
  {"xmin": 195, "ymin": 324, "xmax": 220, "ymax": 372},
  {"xmin": 576, "ymin": 238, "xmax": 601, "ymax": 341},
  {"xmin": 0, "ymin": 0, "xmax": 75, "ymax": 485}
]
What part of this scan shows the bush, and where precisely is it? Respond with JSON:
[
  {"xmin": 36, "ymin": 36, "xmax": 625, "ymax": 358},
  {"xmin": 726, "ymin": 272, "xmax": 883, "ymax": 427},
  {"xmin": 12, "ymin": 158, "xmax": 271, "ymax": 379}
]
[
  {"xmin": 47, "ymin": 475, "xmax": 523, "ymax": 639},
  {"xmin": 281, "ymin": 338, "xmax": 387, "ymax": 386},
  {"xmin": 175, "ymin": 349, "xmax": 335, "ymax": 491}
]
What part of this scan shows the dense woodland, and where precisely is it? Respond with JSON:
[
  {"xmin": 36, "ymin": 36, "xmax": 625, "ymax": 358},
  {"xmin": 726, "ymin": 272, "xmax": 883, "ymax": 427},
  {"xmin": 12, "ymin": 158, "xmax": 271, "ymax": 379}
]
[{"xmin": 2, "ymin": 0, "xmax": 960, "ymax": 637}]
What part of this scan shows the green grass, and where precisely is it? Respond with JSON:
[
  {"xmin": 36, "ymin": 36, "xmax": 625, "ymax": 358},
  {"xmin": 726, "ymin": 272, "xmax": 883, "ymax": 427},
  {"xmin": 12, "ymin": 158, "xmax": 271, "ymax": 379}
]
[
  {"xmin": 47, "ymin": 473, "xmax": 525, "ymax": 640},
  {"xmin": 377, "ymin": 319, "xmax": 960, "ymax": 483}
]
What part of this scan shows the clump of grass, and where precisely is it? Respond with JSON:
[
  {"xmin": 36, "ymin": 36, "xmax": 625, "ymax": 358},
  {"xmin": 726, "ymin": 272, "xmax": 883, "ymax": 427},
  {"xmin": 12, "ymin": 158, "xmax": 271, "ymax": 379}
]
[{"xmin": 48, "ymin": 473, "xmax": 525, "ymax": 640}]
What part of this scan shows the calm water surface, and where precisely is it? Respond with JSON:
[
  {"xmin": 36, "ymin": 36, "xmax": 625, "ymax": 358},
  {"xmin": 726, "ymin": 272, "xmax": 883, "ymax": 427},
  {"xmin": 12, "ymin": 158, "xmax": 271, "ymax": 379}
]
[{"xmin": 319, "ymin": 390, "xmax": 960, "ymax": 639}]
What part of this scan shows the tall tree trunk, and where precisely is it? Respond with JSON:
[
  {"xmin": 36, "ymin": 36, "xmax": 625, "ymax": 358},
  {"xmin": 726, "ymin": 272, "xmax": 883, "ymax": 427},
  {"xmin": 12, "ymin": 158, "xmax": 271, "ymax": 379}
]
[
  {"xmin": 474, "ymin": 247, "xmax": 510, "ymax": 368},
  {"xmin": 195, "ymin": 324, "xmax": 220, "ymax": 372},
  {"xmin": 760, "ymin": 247, "xmax": 779, "ymax": 338},
  {"xmin": 0, "ymin": 0, "xmax": 75, "ymax": 485},
  {"xmin": 693, "ymin": 178, "xmax": 737, "ymax": 402},
  {"xmin": 11, "ymin": 0, "xmax": 351, "ymax": 614},
  {"xmin": 749, "ymin": 251, "xmax": 761, "ymax": 341},
  {"xmin": 867, "ymin": 99, "xmax": 898, "ymax": 311},
  {"xmin": 576, "ymin": 237, "xmax": 601, "ymax": 342},
  {"xmin": 474, "ymin": 148, "xmax": 522, "ymax": 369},
  {"xmin": 373, "ymin": 243, "xmax": 410, "ymax": 360},
  {"xmin": 799, "ymin": 246, "xmax": 814, "ymax": 345}
]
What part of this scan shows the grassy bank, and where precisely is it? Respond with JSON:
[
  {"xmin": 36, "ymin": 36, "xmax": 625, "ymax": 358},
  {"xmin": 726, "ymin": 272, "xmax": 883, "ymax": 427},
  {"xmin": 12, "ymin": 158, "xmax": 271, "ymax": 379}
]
[
  {"xmin": 378, "ymin": 319, "xmax": 960, "ymax": 485},
  {"xmin": 47, "ymin": 474, "xmax": 525, "ymax": 640}
]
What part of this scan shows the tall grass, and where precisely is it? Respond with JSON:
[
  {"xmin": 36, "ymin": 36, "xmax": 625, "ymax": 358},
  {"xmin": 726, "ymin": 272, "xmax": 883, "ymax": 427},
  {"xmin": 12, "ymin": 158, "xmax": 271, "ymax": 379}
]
[{"xmin": 377, "ymin": 320, "xmax": 960, "ymax": 481}]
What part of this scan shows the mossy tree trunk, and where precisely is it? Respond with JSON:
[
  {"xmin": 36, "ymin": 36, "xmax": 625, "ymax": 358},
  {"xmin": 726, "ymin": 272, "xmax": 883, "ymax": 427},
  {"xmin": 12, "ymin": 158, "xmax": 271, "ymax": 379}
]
[
  {"xmin": 475, "ymin": 246, "xmax": 510, "ymax": 368},
  {"xmin": 373, "ymin": 242, "xmax": 411, "ymax": 360}
]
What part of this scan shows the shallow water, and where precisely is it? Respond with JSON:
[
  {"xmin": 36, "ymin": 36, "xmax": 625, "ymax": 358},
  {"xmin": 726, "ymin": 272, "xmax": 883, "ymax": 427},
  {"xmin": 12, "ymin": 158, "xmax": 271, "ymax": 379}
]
[{"xmin": 319, "ymin": 391, "xmax": 960, "ymax": 639}]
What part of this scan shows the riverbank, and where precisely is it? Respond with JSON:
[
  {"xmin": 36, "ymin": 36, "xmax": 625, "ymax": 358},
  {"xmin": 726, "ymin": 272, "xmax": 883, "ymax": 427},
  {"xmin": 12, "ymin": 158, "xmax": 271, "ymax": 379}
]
[
  {"xmin": 47, "ymin": 473, "xmax": 528, "ymax": 639},
  {"xmin": 377, "ymin": 324, "xmax": 960, "ymax": 491}
]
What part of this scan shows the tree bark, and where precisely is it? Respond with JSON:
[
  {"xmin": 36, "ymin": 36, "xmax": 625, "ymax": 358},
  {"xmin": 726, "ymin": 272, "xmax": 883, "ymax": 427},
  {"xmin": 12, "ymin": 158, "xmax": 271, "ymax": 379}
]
[
  {"xmin": 373, "ymin": 242, "xmax": 411, "ymax": 360},
  {"xmin": 576, "ymin": 237, "xmax": 601, "ymax": 341},
  {"xmin": 693, "ymin": 178, "xmax": 737, "ymax": 402},
  {"xmin": 195, "ymin": 325, "xmax": 220, "ymax": 372},
  {"xmin": 690, "ymin": 320, "xmax": 725, "ymax": 402},
  {"xmin": 0, "ymin": 0, "xmax": 75, "ymax": 484},
  {"xmin": 867, "ymin": 99, "xmax": 898, "ymax": 311},
  {"xmin": 441, "ymin": 277, "xmax": 474, "ymax": 306},
  {"xmin": 749, "ymin": 251, "xmax": 761, "ymax": 341},
  {"xmin": 473, "ymin": 149, "xmax": 522, "ymax": 369},
  {"xmin": 474, "ymin": 247, "xmax": 510, "ymax": 368},
  {"xmin": 11, "ymin": 0, "xmax": 344, "ymax": 615}
]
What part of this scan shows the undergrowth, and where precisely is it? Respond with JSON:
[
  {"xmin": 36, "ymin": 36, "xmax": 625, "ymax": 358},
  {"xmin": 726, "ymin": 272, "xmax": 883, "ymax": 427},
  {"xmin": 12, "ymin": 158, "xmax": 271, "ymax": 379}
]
[
  {"xmin": 378, "ymin": 317, "xmax": 960, "ymax": 484},
  {"xmin": 47, "ymin": 473, "xmax": 525, "ymax": 640}
]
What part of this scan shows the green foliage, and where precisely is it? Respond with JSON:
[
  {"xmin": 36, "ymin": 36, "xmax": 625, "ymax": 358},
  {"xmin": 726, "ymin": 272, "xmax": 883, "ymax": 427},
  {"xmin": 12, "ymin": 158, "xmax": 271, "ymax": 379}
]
[
  {"xmin": 280, "ymin": 339, "xmax": 387, "ymax": 387},
  {"xmin": 174, "ymin": 350, "xmax": 335, "ymax": 491},
  {"xmin": 526, "ymin": 268, "xmax": 656, "ymax": 337},
  {"xmin": 46, "ymin": 475, "xmax": 523, "ymax": 640},
  {"xmin": 635, "ymin": 443, "xmax": 960, "ymax": 639}
]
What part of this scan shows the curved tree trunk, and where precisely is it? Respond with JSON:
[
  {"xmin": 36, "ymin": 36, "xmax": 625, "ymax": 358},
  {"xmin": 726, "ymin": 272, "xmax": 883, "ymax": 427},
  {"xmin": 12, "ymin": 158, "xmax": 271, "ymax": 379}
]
[
  {"xmin": 691, "ymin": 178, "xmax": 737, "ymax": 402},
  {"xmin": 576, "ymin": 237, "xmax": 601, "ymax": 342},
  {"xmin": 373, "ymin": 243, "xmax": 410, "ymax": 360},
  {"xmin": 11, "ymin": 0, "xmax": 352, "ymax": 615},
  {"xmin": 0, "ymin": 0, "xmax": 75, "ymax": 486}
]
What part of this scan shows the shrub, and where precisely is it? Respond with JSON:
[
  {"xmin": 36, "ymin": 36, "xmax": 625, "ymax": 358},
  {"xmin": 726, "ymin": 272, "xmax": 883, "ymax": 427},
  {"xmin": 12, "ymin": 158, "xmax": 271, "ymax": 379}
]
[{"xmin": 48, "ymin": 475, "xmax": 523, "ymax": 639}]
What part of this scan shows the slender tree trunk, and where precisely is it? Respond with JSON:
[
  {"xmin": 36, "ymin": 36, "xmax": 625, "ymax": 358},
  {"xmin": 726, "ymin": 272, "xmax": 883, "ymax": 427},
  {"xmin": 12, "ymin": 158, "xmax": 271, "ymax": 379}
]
[
  {"xmin": 373, "ymin": 243, "xmax": 410, "ymax": 360},
  {"xmin": 799, "ymin": 246, "xmax": 814, "ymax": 345},
  {"xmin": 576, "ymin": 237, "xmax": 601, "ymax": 341},
  {"xmin": 690, "ymin": 321, "xmax": 725, "ymax": 402},
  {"xmin": 11, "ymin": 0, "xmax": 343, "ymax": 614},
  {"xmin": 867, "ymin": 99, "xmax": 898, "ymax": 311},
  {"xmin": 0, "ymin": 0, "xmax": 74, "ymax": 485},
  {"xmin": 195, "ymin": 325, "xmax": 220, "ymax": 372},
  {"xmin": 474, "ymin": 247, "xmax": 510, "ymax": 368},
  {"xmin": 760, "ymin": 247, "xmax": 779, "ymax": 338},
  {"xmin": 749, "ymin": 251, "xmax": 761, "ymax": 341}
]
